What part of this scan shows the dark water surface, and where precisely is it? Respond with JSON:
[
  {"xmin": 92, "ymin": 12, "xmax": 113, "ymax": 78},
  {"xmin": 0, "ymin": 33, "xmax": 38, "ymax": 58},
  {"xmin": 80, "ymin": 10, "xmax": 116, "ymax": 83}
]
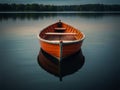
[{"xmin": 0, "ymin": 12, "xmax": 120, "ymax": 90}]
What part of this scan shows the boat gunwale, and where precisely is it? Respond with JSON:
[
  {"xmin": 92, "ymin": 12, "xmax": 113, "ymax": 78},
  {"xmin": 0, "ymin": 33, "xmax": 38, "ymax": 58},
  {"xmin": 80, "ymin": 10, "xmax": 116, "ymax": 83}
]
[
  {"xmin": 37, "ymin": 32, "xmax": 85, "ymax": 44},
  {"xmin": 37, "ymin": 21, "xmax": 85, "ymax": 44}
]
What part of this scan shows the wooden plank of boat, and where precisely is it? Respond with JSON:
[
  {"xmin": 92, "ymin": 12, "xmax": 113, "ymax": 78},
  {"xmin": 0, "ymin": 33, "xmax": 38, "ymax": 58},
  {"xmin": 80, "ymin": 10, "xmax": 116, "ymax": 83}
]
[
  {"xmin": 38, "ymin": 20, "xmax": 85, "ymax": 61},
  {"xmin": 45, "ymin": 32, "xmax": 77, "ymax": 35},
  {"xmin": 54, "ymin": 27, "xmax": 66, "ymax": 31}
]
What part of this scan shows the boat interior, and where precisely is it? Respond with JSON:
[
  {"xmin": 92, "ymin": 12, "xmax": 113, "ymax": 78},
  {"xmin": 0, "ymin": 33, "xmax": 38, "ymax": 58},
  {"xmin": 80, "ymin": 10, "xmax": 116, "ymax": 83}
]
[{"xmin": 40, "ymin": 21, "xmax": 84, "ymax": 41}]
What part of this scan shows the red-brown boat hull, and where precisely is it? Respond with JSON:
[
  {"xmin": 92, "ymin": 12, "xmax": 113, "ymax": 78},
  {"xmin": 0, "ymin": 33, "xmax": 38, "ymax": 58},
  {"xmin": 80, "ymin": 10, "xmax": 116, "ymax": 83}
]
[{"xmin": 39, "ymin": 40, "xmax": 83, "ymax": 60}]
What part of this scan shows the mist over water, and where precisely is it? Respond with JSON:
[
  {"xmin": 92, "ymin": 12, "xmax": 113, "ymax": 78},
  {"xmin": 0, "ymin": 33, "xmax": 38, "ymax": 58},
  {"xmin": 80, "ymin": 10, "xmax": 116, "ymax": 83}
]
[{"xmin": 0, "ymin": 12, "xmax": 120, "ymax": 90}]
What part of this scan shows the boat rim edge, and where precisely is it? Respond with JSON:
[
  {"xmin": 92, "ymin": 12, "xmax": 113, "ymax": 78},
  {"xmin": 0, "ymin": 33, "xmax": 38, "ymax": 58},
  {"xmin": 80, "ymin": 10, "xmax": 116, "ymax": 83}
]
[{"xmin": 37, "ymin": 32, "xmax": 85, "ymax": 44}]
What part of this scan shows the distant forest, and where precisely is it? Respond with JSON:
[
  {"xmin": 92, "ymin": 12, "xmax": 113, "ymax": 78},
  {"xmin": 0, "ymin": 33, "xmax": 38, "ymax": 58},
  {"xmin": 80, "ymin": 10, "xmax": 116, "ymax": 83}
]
[{"xmin": 0, "ymin": 4, "xmax": 120, "ymax": 11}]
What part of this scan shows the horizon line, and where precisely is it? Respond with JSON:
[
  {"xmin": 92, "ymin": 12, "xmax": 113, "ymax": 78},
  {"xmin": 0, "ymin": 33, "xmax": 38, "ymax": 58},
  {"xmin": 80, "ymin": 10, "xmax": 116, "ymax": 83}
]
[{"xmin": 0, "ymin": 3, "xmax": 120, "ymax": 5}]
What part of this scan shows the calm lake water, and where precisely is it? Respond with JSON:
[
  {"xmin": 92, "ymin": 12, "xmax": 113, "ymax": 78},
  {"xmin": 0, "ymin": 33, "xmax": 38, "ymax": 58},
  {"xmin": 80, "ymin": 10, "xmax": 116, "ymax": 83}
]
[{"xmin": 0, "ymin": 12, "xmax": 120, "ymax": 90}]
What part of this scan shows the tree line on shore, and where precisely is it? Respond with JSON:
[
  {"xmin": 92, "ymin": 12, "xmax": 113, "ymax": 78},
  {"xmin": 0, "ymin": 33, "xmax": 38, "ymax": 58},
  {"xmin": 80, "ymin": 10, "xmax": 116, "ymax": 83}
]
[{"xmin": 0, "ymin": 4, "xmax": 120, "ymax": 11}]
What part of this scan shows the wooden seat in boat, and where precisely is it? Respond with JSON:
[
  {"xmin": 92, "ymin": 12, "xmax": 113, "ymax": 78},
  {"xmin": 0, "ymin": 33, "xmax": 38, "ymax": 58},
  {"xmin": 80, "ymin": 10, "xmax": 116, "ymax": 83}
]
[
  {"xmin": 54, "ymin": 28, "xmax": 66, "ymax": 31},
  {"xmin": 45, "ymin": 32, "xmax": 77, "ymax": 35}
]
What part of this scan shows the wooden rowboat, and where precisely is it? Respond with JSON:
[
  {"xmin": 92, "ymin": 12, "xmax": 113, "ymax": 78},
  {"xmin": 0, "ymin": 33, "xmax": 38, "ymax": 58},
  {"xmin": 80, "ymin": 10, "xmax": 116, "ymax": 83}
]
[{"xmin": 38, "ymin": 20, "xmax": 85, "ymax": 61}]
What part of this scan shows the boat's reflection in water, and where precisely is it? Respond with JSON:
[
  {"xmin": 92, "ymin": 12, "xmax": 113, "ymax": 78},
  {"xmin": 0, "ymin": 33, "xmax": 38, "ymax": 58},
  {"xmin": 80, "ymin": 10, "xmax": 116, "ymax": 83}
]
[{"xmin": 37, "ymin": 49, "xmax": 85, "ymax": 81}]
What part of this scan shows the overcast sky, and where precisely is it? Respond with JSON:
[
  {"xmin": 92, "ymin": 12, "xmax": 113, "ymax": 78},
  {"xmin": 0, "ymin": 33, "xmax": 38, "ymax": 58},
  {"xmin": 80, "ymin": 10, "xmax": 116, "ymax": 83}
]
[{"xmin": 0, "ymin": 0, "xmax": 120, "ymax": 5}]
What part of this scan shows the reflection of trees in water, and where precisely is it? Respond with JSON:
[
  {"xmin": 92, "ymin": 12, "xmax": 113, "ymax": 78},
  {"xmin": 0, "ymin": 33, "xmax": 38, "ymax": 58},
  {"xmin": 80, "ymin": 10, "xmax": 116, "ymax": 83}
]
[
  {"xmin": 55, "ymin": 12, "xmax": 120, "ymax": 18},
  {"xmin": 0, "ymin": 12, "xmax": 120, "ymax": 20},
  {"xmin": 0, "ymin": 13, "xmax": 57, "ymax": 20}
]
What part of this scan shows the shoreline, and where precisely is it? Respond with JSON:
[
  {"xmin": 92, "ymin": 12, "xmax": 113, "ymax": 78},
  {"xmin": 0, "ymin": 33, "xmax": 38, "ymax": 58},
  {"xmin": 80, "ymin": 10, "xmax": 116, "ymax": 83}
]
[{"xmin": 0, "ymin": 11, "xmax": 120, "ymax": 13}]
